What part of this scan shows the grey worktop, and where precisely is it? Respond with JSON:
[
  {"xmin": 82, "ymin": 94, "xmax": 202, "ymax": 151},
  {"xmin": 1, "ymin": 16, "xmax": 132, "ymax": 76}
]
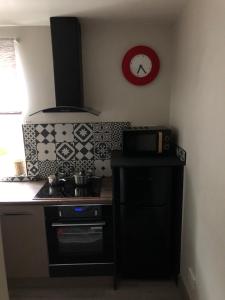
[{"xmin": 0, "ymin": 178, "xmax": 112, "ymax": 206}]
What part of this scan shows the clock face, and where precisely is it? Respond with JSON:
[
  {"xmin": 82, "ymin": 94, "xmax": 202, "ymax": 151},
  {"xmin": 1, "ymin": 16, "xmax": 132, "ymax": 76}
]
[
  {"xmin": 130, "ymin": 54, "xmax": 152, "ymax": 78},
  {"xmin": 122, "ymin": 45, "xmax": 160, "ymax": 85}
]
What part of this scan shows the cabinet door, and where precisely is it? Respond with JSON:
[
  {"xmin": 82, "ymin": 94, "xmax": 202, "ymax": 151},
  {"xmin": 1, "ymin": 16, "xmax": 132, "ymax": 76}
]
[
  {"xmin": 1, "ymin": 205, "xmax": 49, "ymax": 278},
  {"xmin": 119, "ymin": 204, "xmax": 171, "ymax": 278},
  {"xmin": 0, "ymin": 219, "xmax": 9, "ymax": 300}
]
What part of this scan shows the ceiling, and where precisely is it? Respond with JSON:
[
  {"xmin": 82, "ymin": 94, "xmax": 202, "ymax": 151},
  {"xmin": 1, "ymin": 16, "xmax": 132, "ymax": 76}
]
[{"xmin": 0, "ymin": 0, "xmax": 186, "ymax": 26}]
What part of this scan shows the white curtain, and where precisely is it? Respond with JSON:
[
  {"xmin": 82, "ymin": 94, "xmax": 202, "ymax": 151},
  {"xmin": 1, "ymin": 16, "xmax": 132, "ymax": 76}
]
[
  {"xmin": 0, "ymin": 39, "xmax": 22, "ymax": 113},
  {"xmin": 0, "ymin": 39, "xmax": 25, "ymax": 176}
]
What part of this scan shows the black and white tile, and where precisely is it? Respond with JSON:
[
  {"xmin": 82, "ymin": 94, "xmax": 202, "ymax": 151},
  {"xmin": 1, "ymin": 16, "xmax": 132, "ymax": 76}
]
[
  {"xmin": 111, "ymin": 122, "xmax": 130, "ymax": 150},
  {"xmin": 26, "ymin": 160, "xmax": 39, "ymax": 176},
  {"xmin": 23, "ymin": 124, "xmax": 36, "ymax": 145},
  {"xmin": 57, "ymin": 161, "xmax": 75, "ymax": 176},
  {"xmin": 55, "ymin": 124, "xmax": 74, "ymax": 142},
  {"xmin": 74, "ymin": 160, "xmax": 94, "ymax": 173},
  {"xmin": 38, "ymin": 161, "xmax": 58, "ymax": 178},
  {"xmin": 23, "ymin": 122, "xmax": 130, "ymax": 178},
  {"xmin": 75, "ymin": 142, "xmax": 94, "ymax": 160},
  {"xmin": 176, "ymin": 145, "xmax": 186, "ymax": 163},
  {"xmin": 35, "ymin": 124, "xmax": 55, "ymax": 144},
  {"xmin": 24, "ymin": 143, "xmax": 37, "ymax": 161},
  {"xmin": 23, "ymin": 125, "xmax": 37, "ymax": 161},
  {"xmin": 0, "ymin": 176, "xmax": 39, "ymax": 182},
  {"xmin": 56, "ymin": 142, "xmax": 75, "ymax": 161},
  {"xmin": 37, "ymin": 143, "xmax": 56, "ymax": 161},
  {"xmin": 92, "ymin": 122, "xmax": 111, "ymax": 142},
  {"xmin": 94, "ymin": 160, "xmax": 112, "ymax": 177},
  {"xmin": 94, "ymin": 142, "xmax": 111, "ymax": 160},
  {"xmin": 74, "ymin": 123, "xmax": 93, "ymax": 143}
]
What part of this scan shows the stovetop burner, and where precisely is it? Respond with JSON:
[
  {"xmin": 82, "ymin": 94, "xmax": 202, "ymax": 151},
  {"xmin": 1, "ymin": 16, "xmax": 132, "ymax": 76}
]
[{"xmin": 34, "ymin": 177, "xmax": 102, "ymax": 199}]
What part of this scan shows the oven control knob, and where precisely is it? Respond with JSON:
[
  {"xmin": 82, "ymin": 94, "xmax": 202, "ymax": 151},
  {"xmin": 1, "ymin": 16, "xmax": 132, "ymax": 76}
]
[
  {"xmin": 94, "ymin": 209, "xmax": 98, "ymax": 217},
  {"xmin": 164, "ymin": 143, "xmax": 170, "ymax": 150},
  {"xmin": 165, "ymin": 135, "xmax": 170, "ymax": 142}
]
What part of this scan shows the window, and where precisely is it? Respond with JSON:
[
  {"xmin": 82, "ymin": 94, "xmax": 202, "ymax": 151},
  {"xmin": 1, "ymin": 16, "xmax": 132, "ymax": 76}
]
[{"xmin": 0, "ymin": 39, "xmax": 26, "ymax": 176}]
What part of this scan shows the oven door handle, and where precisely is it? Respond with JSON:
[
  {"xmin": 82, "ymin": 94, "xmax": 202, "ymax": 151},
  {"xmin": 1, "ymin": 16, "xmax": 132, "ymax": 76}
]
[{"xmin": 51, "ymin": 222, "xmax": 106, "ymax": 227}]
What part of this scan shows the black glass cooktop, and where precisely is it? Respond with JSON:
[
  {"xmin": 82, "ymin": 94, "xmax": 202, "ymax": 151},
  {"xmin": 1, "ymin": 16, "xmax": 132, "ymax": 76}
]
[{"xmin": 34, "ymin": 177, "xmax": 102, "ymax": 199}]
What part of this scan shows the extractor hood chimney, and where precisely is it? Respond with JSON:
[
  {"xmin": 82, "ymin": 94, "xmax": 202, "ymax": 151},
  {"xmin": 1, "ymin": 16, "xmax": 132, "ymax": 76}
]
[{"xmin": 30, "ymin": 17, "xmax": 100, "ymax": 116}]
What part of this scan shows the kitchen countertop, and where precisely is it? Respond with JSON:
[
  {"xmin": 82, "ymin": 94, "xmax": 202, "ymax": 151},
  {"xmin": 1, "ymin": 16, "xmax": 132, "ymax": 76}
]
[{"xmin": 0, "ymin": 178, "xmax": 112, "ymax": 205}]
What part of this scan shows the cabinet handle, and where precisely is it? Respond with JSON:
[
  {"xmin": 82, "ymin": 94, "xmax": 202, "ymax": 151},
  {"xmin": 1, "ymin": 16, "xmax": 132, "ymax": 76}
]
[{"xmin": 2, "ymin": 212, "xmax": 33, "ymax": 216}]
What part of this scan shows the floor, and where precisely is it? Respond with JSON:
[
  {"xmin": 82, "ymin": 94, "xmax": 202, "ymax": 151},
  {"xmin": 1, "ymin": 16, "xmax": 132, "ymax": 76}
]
[{"xmin": 8, "ymin": 277, "xmax": 184, "ymax": 300}]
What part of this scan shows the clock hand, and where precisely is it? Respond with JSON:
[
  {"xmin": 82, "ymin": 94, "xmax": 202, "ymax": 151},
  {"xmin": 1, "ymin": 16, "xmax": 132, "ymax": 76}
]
[{"xmin": 137, "ymin": 64, "xmax": 147, "ymax": 75}]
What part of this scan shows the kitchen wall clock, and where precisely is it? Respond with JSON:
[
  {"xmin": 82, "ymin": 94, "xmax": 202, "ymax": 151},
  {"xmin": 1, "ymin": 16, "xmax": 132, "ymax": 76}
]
[{"xmin": 122, "ymin": 45, "xmax": 160, "ymax": 85}]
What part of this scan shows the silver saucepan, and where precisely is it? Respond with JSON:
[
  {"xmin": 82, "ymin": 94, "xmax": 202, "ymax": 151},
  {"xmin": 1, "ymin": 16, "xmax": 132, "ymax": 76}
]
[{"xmin": 73, "ymin": 170, "xmax": 90, "ymax": 186}]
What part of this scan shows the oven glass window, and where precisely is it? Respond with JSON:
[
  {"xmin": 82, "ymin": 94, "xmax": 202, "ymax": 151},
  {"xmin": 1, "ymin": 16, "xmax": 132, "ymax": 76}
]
[{"xmin": 56, "ymin": 225, "xmax": 103, "ymax": 257}]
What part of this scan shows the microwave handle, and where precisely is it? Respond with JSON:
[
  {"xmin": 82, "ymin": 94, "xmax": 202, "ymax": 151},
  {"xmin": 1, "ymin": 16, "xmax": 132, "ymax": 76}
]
[
  {"xmin": 51, "ymin": 222, "xmax": 106, "ymax": 228},
  {"xmin": 158, "ymin": 131, "xmax": 163, "ymax": 153}
]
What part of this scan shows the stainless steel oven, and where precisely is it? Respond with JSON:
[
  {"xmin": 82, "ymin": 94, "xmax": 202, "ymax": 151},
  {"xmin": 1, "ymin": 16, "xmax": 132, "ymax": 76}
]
[{"xmin": 44, "ymin": 204, "xmax": 113, "ymax": 277}]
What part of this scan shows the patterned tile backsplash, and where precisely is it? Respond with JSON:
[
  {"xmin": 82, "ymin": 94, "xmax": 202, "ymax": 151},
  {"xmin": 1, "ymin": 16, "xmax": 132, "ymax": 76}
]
[{"xmin": 23, "ymin": 122, "xmax": 130, "ymax": 178}]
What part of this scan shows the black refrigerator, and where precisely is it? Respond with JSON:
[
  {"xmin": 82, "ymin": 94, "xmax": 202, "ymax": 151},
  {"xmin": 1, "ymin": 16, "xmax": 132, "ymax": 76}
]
[{"xmin": 118, "ymin": 166, "xmax": 172, "ymax": 278}]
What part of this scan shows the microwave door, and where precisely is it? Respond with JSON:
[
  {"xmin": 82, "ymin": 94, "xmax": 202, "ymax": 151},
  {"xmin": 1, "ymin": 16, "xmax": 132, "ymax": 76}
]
[{"xmin": 136, "ymin": 133, "xmax": 158, "ymax": 153}]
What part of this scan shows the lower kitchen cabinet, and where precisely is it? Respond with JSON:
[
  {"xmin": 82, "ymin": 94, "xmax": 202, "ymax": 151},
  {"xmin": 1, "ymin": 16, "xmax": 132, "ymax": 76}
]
[{"xmin": 1, "ymin": 205, "xmax": 49, "ymax": 278}]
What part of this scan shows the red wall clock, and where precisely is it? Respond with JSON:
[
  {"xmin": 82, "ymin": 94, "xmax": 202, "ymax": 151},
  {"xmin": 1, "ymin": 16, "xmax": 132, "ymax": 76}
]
[{"xmin": 122, "ymin": 45, "xmax": 160, "ymax": 85}]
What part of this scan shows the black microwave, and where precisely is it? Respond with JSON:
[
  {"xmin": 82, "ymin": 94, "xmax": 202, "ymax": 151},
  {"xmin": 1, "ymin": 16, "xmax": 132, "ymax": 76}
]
[{"xmin": 122, "ymin": 127, "xmax": 172, "ymax": 156}]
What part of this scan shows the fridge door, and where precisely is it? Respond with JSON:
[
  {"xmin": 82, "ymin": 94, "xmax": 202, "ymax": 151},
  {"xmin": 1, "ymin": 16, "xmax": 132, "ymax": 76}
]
[
  {"xmin": 119, "ymin": 203, "xmax": 171, "ymax": 277},
  {"xmin": 120, "ymin": 167, "xmax": 172, "ymax": 206}
]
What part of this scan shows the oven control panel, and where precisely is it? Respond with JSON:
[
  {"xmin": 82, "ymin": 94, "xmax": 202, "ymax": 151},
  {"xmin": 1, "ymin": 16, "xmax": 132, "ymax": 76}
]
[
  {"xmin": 59, "ymin": 206, "xmax": 102, "ymax": 218},
  {"xmin": 45, "ymin": 205, "xmax": 102, "ymax": 220},
  {"xmin": 44, "ymin": 205, "xmax": 113, "ymax": 223}
]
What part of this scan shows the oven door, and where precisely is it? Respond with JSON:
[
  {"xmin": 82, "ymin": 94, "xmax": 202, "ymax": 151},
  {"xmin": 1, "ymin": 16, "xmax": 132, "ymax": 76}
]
[{"xmin": 46, "ymin": 220, "xmax": 113, "ymax": 265}]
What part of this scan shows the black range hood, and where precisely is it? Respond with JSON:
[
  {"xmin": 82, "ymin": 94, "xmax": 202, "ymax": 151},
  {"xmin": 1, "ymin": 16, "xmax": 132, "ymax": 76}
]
[{"xmin": 30, "ymin": 17, "xmax": 99, "ymax": 116}]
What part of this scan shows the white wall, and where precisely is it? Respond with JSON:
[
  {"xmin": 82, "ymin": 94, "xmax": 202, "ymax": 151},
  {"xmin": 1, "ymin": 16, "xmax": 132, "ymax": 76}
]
[
  {"xmin": 0, "ymin": 21, "xmax": 173, "ymax": 125},
  {"xmin": 170, "ymin": 0, "xmax": 225, "ymax": 299}
]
